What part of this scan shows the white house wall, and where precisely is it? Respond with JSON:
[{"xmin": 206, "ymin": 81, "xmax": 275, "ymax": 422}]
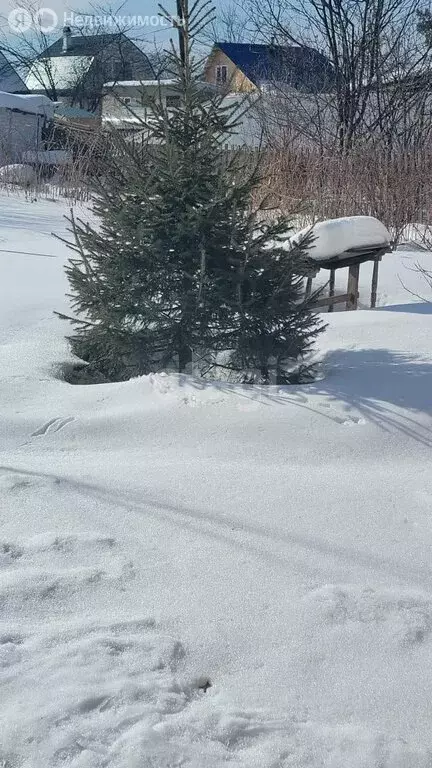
[
  {"xmin": 102, "ymin": 85, "xmax": 264, "ymax": 147},
  {"xmin": 0, "ymin": 109, "xmax": 43, "ymax": 164}
]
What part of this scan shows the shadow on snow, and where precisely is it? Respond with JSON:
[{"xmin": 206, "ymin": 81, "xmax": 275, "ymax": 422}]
[{"xmin": 173, "ymin": 348, "xmax": 432, "ymax": 447}]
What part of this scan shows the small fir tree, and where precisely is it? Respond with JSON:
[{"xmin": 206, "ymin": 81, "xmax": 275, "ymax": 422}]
[{"xmin": 58, "ymin": 0, "xmax": 325, "ymax": 384}]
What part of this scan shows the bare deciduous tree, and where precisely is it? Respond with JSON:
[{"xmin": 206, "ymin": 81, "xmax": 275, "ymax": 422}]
[
  {"xmin": 206, "ymin": 2, "xmax": 255, "ymax": 43},
  {"xmin": 0, "ymin": 0, "xmax": 154, "ymax": 109},
  {"xmin": 245, "ymin": 0, "xmax": 432, "ymax": 151}
]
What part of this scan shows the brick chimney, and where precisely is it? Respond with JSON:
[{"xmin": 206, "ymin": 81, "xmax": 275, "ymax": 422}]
[{"xmin": 62, "ymin": 26, "xmax": 72, "ymax": 53}]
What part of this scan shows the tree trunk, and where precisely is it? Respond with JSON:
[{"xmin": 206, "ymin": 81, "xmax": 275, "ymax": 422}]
[{"xmin": 178, "ymin": 342, "xmax": 192, "ymax": 373}]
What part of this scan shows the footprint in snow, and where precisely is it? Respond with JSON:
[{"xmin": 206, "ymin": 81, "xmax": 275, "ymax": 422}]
[
  {"xmin": 342, "ymin": 416, "xmax": 366, "ymax": 426},
  {"xmin": 317, "ymin": 402, "xmax": 365, "ymax": 426},
  {"xmin": 31, "ymin": 416, "xmax": 74, "ymax": 437},
  {"xmin": 284, "ymin": 393, "xmax": 365, "ymax": 426}
]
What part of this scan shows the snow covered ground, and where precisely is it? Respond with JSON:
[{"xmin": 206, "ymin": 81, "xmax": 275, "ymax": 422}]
[{"xmin": 1, "ymin": 193, "xmax": 432, "ymax": 767}]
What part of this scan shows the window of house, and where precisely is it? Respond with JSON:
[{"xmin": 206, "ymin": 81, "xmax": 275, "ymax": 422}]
[
  {"xmin": 216, "ymin": 65, "xmax": 228, "ymax": 85},
  {"xmin": 121, "ymin": 97, "xmax": 131, "ymax": 106}
]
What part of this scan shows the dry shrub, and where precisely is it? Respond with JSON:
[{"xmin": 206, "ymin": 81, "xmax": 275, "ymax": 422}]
[{"xmin": 253, "ymin": 142, "xmax": 432, "ymax": 238}]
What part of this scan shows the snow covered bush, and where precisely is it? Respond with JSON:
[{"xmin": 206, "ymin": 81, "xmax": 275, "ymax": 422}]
[{"xmin": 58, "ymin": 0, "xmax": 324, "ymax": 384}]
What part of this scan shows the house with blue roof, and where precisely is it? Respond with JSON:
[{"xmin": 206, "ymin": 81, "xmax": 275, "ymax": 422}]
[{"xmin": 204, "ymin": 42, "xmax": 333, "ymax": 93}]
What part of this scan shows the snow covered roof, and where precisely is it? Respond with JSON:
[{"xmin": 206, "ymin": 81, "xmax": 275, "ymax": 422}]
[
  {"xmin": 102, "ymin": 116, "xmax": 143, "ymax": 125},
  {"xmin": 25, "ymin": 56, "xmax": 94, "ymax": 92},
  {"xmin": 293, "ymin": 216, "xmax": 391, "ymax": 263},
  {"xmin": 104, "ymin": 79, "xmax": 177, "ymax": 88},
  {"xmin": 0, "ymin": 90, "xmax": 56, "ymax": 116},
  {"xmin": 36, "ymin": 32, "xmax": 154, "ymax": 79}
]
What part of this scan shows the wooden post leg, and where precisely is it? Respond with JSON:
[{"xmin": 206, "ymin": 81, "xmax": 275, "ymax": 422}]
[
  {"xmin": 370, "ymin": 257, "xmax": 380, "ymax": 308},
  {"xmin": 305, "ymin": 276, "xmax": 313, "ymax": 298},
  {"xmin": 346, "ymin": 263, "xmax": 360, "ymax": 310},
  {"xmin": 328, "ymin": 268, "xmax": 336, "ymax": 313}
]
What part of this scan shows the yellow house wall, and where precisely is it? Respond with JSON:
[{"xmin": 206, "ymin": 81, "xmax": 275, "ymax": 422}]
[{"xmin": 204, "ymin": 49, "xmax": 256, "ymax": 93}]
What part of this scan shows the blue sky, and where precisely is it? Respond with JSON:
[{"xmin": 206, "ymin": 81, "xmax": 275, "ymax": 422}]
[{"xmin": 0, "ymin": 0, "xmax": 234, "ymax": 46}]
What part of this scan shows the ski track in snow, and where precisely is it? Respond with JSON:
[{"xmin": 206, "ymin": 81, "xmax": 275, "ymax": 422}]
[{"xmin": 1, "ymin": 461, "xmax": 431, "ymax": 591}]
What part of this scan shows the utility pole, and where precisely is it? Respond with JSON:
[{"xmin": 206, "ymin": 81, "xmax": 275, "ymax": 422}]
[{"xmin": 176, "ymin": 0, "xmax": 186, "ymax": 66}]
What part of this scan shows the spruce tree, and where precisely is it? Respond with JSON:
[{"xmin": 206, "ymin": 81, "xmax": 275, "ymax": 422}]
[{"xmin": 58, "ymin": 0, "xmax": 325, "ymax": 384}]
